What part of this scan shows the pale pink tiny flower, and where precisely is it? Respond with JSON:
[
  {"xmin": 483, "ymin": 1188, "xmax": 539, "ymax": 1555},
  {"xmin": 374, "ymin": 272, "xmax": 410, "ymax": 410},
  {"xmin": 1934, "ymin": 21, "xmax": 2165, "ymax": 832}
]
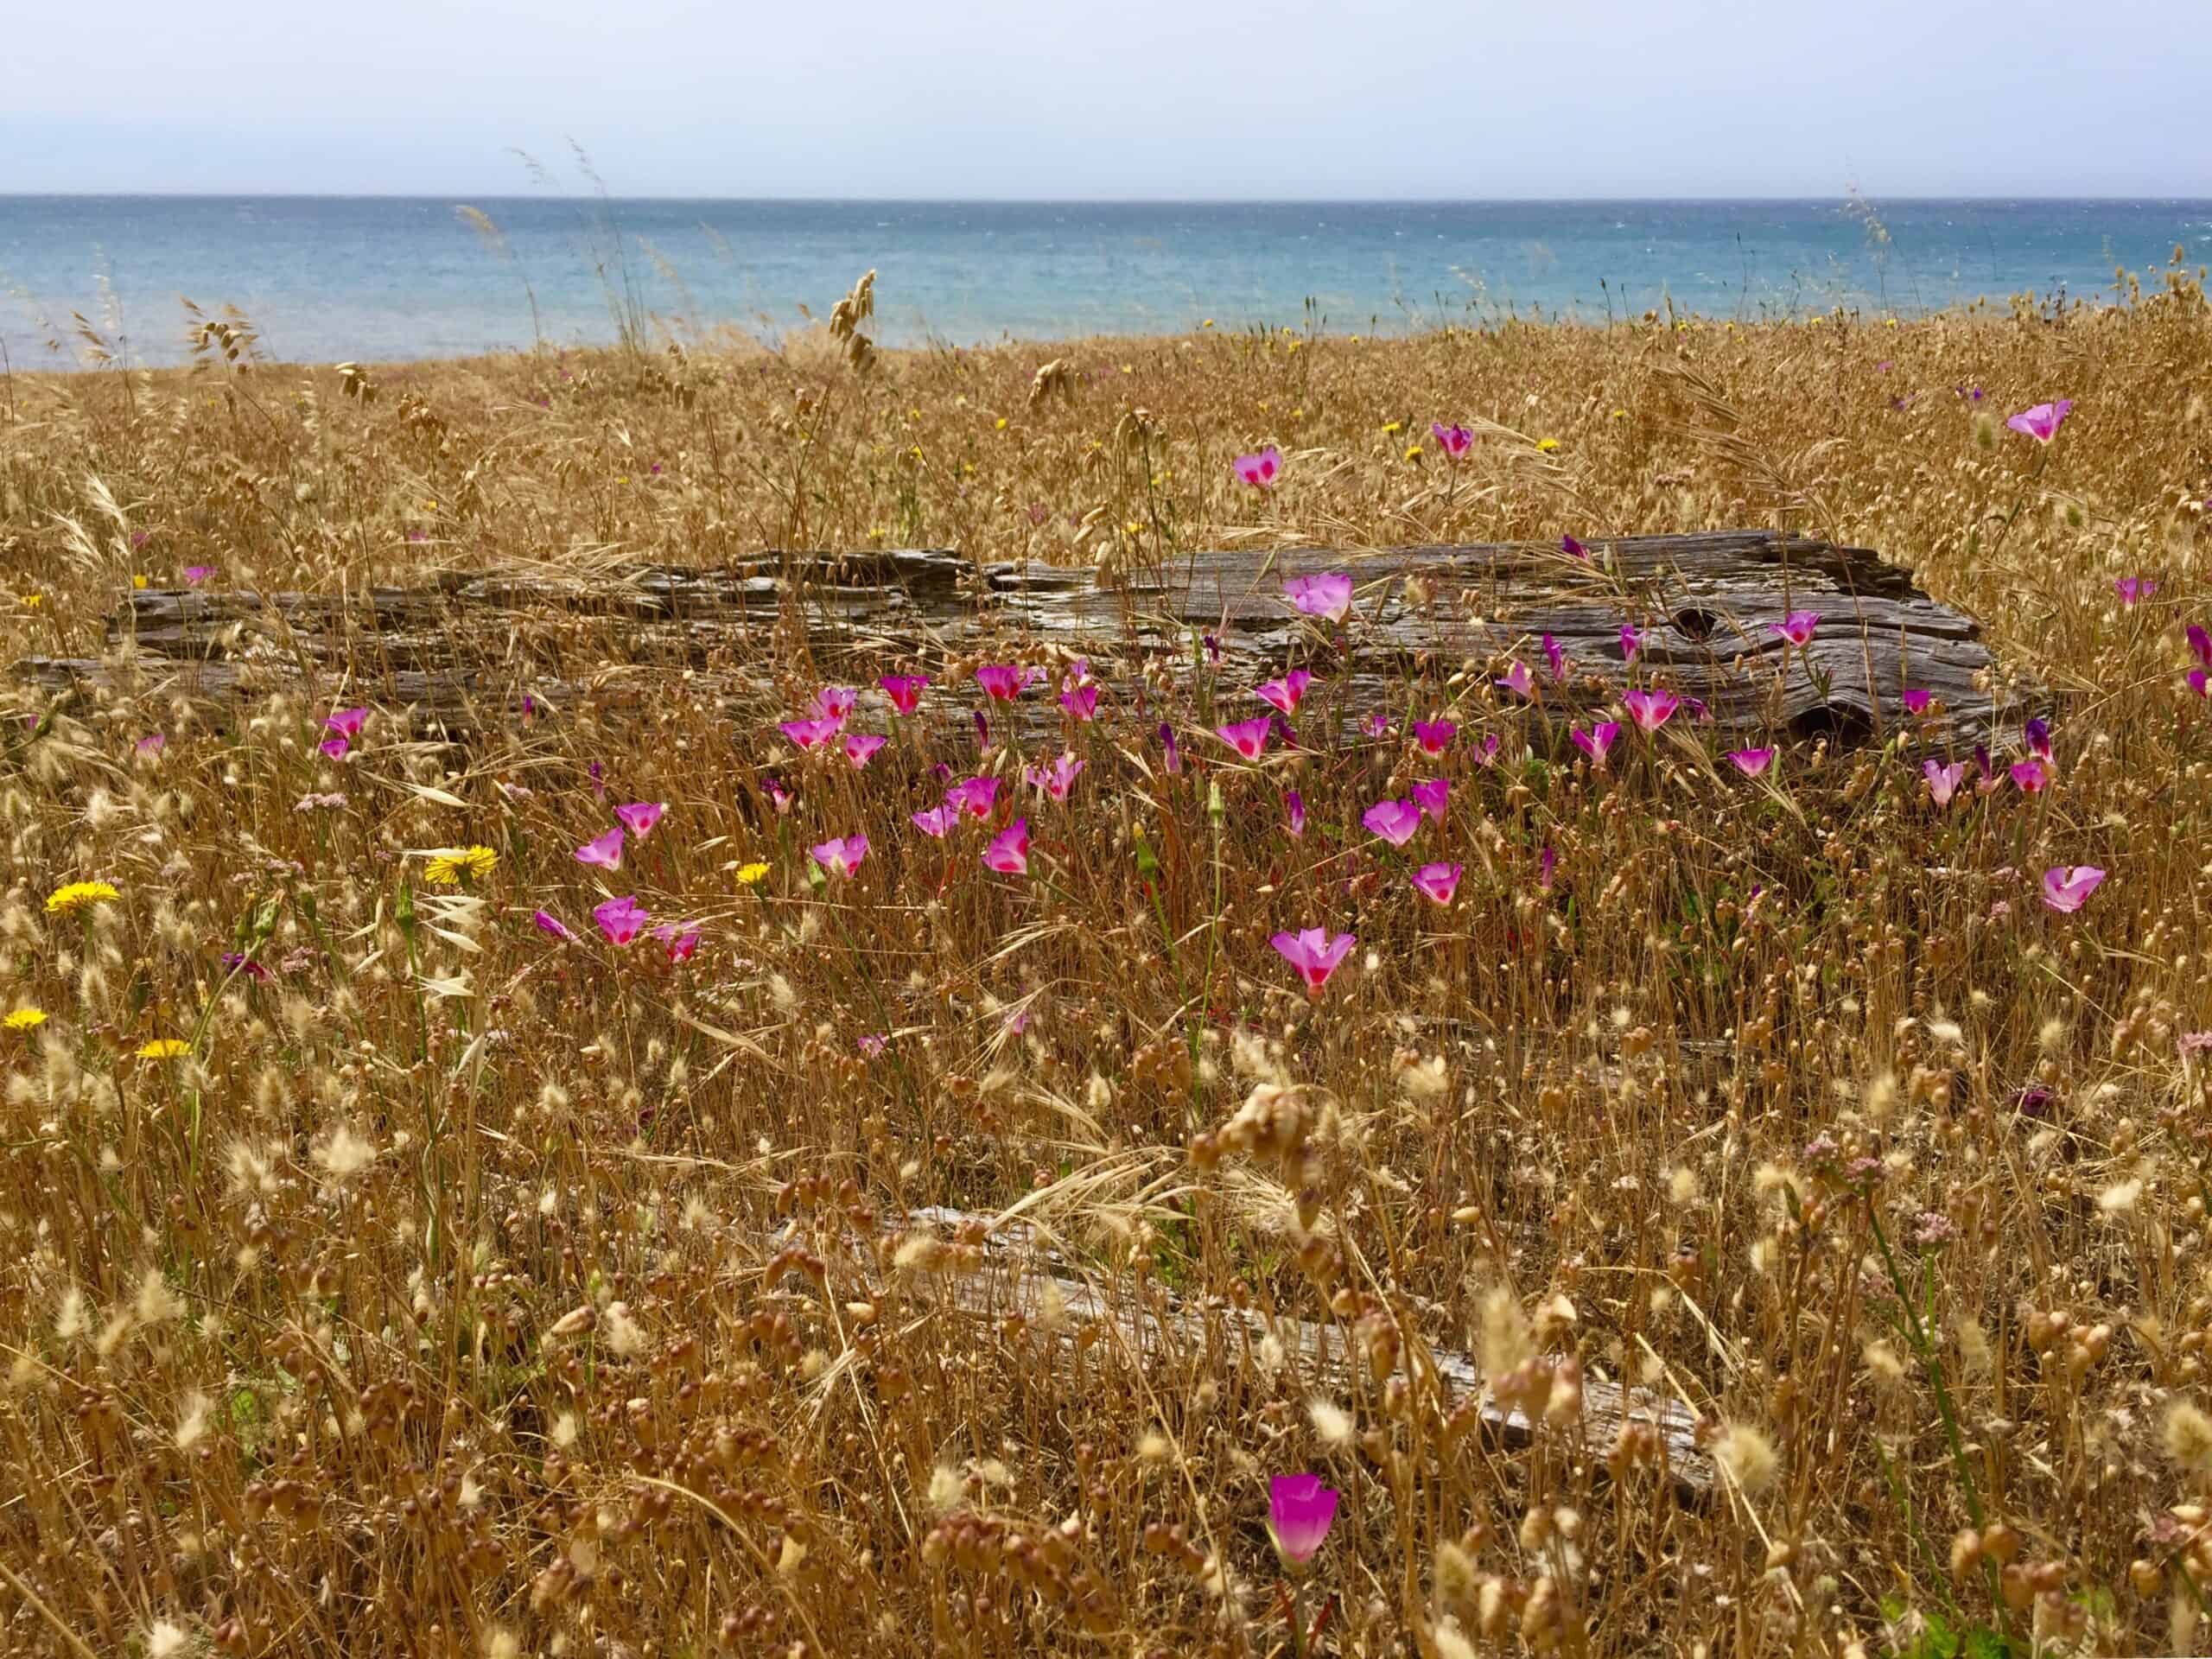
[
  {"xmin": 2005, "ymin": 399, "xmax": 2072, "ymax": 443},
  {"xmin": 1411, "ymin": 861, "xmax": 1463, "ymax": 906},
  {"xmin": 811, "ymin": 685, "xmax": 859, "ymax": 721},
  {"xmin": 945, "ymin": 776, "xmax": 1000, "ymax": 819},
  {"xmin": 1284, "ymin": 789, "xmax": 1306, "ymax": 837},
  {"xmin": 1771, "ymin": 611, "xmax": 1820, "ymax": 648},
  {"xmin": 1411, "ymin": 777, "xmax": 1449, "ymax": 824},
  {"xmin": 2041, "ymin": 864, "xmax": 2104, "ymax": 913},
  {"xmin": 1923, "ymin": 759, "xmax": 1967, "ymax": 808},
  {"xmin": 810, "ymin": 835, "xmax": 869, "ymax": 879},
  {"xmin": 1497, "ymin": 660, "xmax": 1535, "ymax": 699},
  {"xmin": 615, "ymin": 801, "xmax": 665, "ymax": 840},
  {"xmin": 1431, "ymin": 421, "xmax": 1472, "ymax": 458},
  {"xmin": 1727, "ymin": 747, "xmax": 1776, "ymax": 779},
  {"xmin": 575, "ymin": 826, "xmax": 625, "ymax": 869},
  {"xmin": 844, "ymin": 733, "xmax": 887, "ymax": 769},
  {"xmin": 1622, "ymin": 688, "xmax": 1679, "ymax": 734},
  {"xmin": 1255, "ymin": 669, "xmax": 1313, "ymax": 716},
  {"xmin": 1234, "ymin": 446, "xmax": 1281, "ymax": 487},
  {"xmin": 134, "ymin": 733, "xmax": 166, "ymax": 759},
  {"xmin": 1363, "ymin": 798, "xmax": 1422, "ymax": 846},
  {"xmin": 593, "ymin": 894, "xmax": 649, "ymax": 945},
  {"xmin": 1216, "ymin": 716, "xmax": 1274, "ymax": 762},
  {"xmin": 912, "ymin": 804, "xmax": 957, "ymax": 838},
  {"xmin": 1412, "ymin": 718, "xmax": 1456, "ymax": 755},
  {"xmin": 533, "ymin": 909, "xmax": 574, "ymax": 942},
  {"xmin": 1571, "ymin": 721, "xmax": 1621, "ymax": 766},
  {"xmin": 2114, "ymin": 577, "xmax": 2156, "ymax": 607},
  {"xmin": 183, "ymin": 565, "xmax": 213, "ymax": 585},
  {"xmin": 1269, "ymin": 930, "xmax": 1356, "ymax": 995},
  {"xmin": 982, "ymin": 817, "xmax": 1030, "ymax": 874},
  {"xmin": 779, "ymin": 716, "xmax": 844, "ymax": 752},
  {"xmin": 879, "ymin": 674, "xmax": 929, "ymax": 715},
  {"xmin": 1284, "ymin": 571, "xmax": 1353, "ymax": 623},
  {"xmin": 326, "ymin": 707, "xmax": 369, "ymax": 739}
]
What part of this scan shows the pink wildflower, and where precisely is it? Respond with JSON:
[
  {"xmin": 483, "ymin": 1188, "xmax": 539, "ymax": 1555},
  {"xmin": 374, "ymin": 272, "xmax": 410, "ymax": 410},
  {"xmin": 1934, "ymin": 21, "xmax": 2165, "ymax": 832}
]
[
  {"xmin": 1362, "ymin": 798, "xmax": 1422, "ymax": 846},
  {"xmin": 1571, "ymin": 721, "xmax": 1621, "ymax": 766},
  {"xmin": 1770, "ymin": 611, "xmax": 1820, "ymax": 648},
  {"xmin": 1431, "ymin": 422, "xmax": 1472, "ymax": 458},
  {"xmin": 982, "ymin": 817, "xmax": 1030, "ymax": 874},
  {"xmin": 2041, "ymin": 865, "xmax": 2104, "ymax": 913},
  {"xmin": 1923, "ymin": 759, "xmax": 1968, "ymax": 807},
  {"xmin": 1216, "ymin": 716, "xmax": 1274, "ymax": 762},
  {"xmin": 615, "ymin": 801, "xmax": 665, "ymax": 840},
  {"xmin": 1268, "ymin": 1474, "xmax": 1340, "ymax": 1564},
  {"xmin": 1234, "ymin": 447, "xmax": 1282, "ymax": 488},
  {"xmin": 1727, "ymin": 747, "xmax": 1776, "ymax": 778},
  {"xmin": 1410, "ymin": 777, "xmax": 1449, "ymax": 825},
  {"xmin": 844, "ymin": 733, "xmax": 887, "ymax": 769},
  {"xmin": 2005, "ymin": 399, "xmax": 2072, "ymax": 442},
  {"xmin": 1284, "ymin": 572, "xmax": 1353, "ymax": 623},
  {"xmin": 810, "ymin": 836, "xmax": 869, "ymax": 879},
  {"xmin": 880, "ymin": 674, "xmax": 929, "ymax": 715},
  {"xmin": 779, "ymin": 716, "xmax": 843, "ymax": 752},
  {"xmin": 1269, "ymin": 929, "xmax": 1355, "ymax": 995},
  {"xmin": 945, "ymin": 776, "xmax": 1000, "ymax": 819},
  {"xmin": 575, "ymin": 826, "xmax": 625, "ymax": 869},
  {"xmin": 593, "ymin": 894, "xmax": 649, "ymax": 945},
  {"xmin": 1622, "ymin": 687, "xmax": 1679, "ymax": 734},
  {"xmin": 1412, "ymin": 718, "xmax": 1456, "ymax": 755},
  {"xmin": 1255, "ymin": 669, "xmax": 1313, "ymax": 715},
  {"xmin": 1411, "ymin": 861, "xmax": 1462, "ymax": 906},
  {"xmin": 974, "ymin": 664, "xmax": 1035, "ymax": 702}
]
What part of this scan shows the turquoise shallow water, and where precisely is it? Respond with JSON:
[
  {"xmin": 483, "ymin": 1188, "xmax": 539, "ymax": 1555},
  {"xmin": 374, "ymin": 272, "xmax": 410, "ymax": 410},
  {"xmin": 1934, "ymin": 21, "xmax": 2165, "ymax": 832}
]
[{"xmin": 3, "ymin": 196, "xmax": 2209, "ymax": 369}]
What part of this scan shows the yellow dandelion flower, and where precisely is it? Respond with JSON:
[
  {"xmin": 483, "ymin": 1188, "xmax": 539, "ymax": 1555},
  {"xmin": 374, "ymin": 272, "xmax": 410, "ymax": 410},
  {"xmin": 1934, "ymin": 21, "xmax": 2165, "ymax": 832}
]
[
  {"xmin": 5, "ymin": 1008, "xmax": 47, "ymax": 1032},
  {"xmin": 1382, "ymin": 421, "xmax": 1402, "ymax": 435},
  {"xmin": 1404, "ymin": 445, "xmax": 1423, "ymax": 461},
  {"xmin": 736, "ymin": 861, "xmax": 771, "ymax": 887},
  {"xmin": 21, "ymin": 593, "xmax": 41, "ymax": 608},
  {"xmin": 132, "ymin": 573, "xmax": 149, "ymax": 589},
  {"xmin": 1536, "ymin": 437, "xmax": 1560, "ymax": 454},
  {"xmin": 46, "ymin": 880, "xmax": 120, "ymax": 915},
  {"xmin": 137, "ymin": 1039, "xmax": 190, "ymax": 1060},
  {"xmin": 423, "ymin": 846, "xmax": 499, "ymax": 886},
  {"xmin": 1885, "ymin": 316, "xmax": 1899, "ymax": 327},
  {"xmin": 424, "ymin": 499, "xmax": 437, "ymax": 510},
  {"xmin": 1611, "ymin": 408, "xmax": 1629, "ymax": 419},
  {"xmin": 1200, "ymin": 318, "xmax": 1214, "ymax": 328},
  {"xmin": 995, "ymin": 417, "xmax": 1007, "ymax": 430}
]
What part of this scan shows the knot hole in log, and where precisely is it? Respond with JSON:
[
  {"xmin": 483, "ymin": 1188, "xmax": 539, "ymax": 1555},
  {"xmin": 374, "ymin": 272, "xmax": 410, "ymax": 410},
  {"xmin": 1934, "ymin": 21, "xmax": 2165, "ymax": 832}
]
[
  {"xmin": 1786, "ymin": 700, "xmax": 1876, "ymax": 746},
  {"xmin": 1670, "ymin": 607, "xmax": 1720, "ymax": 643}
]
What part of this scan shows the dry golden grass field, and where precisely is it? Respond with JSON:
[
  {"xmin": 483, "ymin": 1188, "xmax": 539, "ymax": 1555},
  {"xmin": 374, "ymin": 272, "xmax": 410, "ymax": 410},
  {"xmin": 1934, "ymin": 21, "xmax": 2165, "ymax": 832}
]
[{"xmin": 3, "ymin": 264, "xmax": 2212, "ymax": 1657}]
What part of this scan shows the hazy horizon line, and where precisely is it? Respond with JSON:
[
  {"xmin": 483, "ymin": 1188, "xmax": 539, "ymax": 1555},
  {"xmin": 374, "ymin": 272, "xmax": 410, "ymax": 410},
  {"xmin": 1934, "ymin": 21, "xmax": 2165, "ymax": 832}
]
[{"xmin": 9, "ymin": 191, "xmax": 2212, "ymax": 207}]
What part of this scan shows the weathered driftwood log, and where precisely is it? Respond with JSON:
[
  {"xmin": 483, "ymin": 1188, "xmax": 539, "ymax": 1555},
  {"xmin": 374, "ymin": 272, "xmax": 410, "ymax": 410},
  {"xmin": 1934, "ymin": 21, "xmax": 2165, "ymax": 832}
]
[
  {"xmin": 12, "ymin": 531, "xmax": 2013, "ymax": 747},
  {"xmin": 837, "ymin": 1205, "xmax": 1713, "ymax": 1497}
]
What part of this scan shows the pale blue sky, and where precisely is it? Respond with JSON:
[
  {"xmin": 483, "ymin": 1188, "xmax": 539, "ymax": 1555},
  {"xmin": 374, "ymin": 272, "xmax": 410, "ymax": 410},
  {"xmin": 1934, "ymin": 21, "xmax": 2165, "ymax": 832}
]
[{"xmin": 8, "ymin": 0, "xmax": 2207, "ymax": 198}]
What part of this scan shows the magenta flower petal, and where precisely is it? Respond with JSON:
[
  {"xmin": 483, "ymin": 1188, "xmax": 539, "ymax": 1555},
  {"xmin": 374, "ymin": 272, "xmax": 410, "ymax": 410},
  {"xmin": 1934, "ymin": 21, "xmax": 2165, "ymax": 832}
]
[
  {"xmin": 1543, "ymin": 633, "xmax": 1567, "ymax": 683},
  {"xmin": 1361, "ymin": 798, "xmax": 1422, "ymax": 846},
  {"xmin": 2011, "ymin": 759, "xmax": 2049, "ymax": 793},
  {"xmin": 614, "ymin": 801, "xmax": 665, "ymax": 840},
  {"xmin": 1021, "ymin": 751, "xmax": 1084, "ymax": 802},
  {"xmin": 1561, "ymin": 533, "xmax": 1590, "ymax": 562},
  {"xmin": 912, "ymin": 804, "xmax": 956, "ymax": 838},
  {"xmin": 1726, "ymin": 747, "xmax": 1776, "ymax": 779},
  {"xmin": 2005, "ymin": 399, "xmax": 2073, "ymax": 443},
  {"xmin": 654, "ymin": 925, "xmax": 701, "ymax": 963},
  {"xmin": 575, "ymin": 826, "xmax": 625, "ymax": 869},
  {"xmin": 1216, "ymin": 716, "xmax": 1274, "ymax": 762},
  {"xmin": 1059, "ymin": 683, "xmax": 1099, "ymax": 721},
  {"xmin": 183, "ymin": 565, "xmax": 213, "ymax": 585},
  {"xmin": 1902, "ymin": 689, "xmax": 1933, "ymax": 715},
  {"xmin": 319, "ymin": 735, "xmax": 351, "ymax": 760},
  {"xmin": 2189, "ymin": 624, "xmax": 2212, "ymax": 668},
  {"xmin": 779, "ymin": 716, "xmax": 844, "ymax": 752},
  {"xmin": 592, "ymin": 894, "xmax": 649, "ymax": 945},
  {"xmin": 2041, "ymin": 864, "xmax": 2104, "ymax": 913},
  {"xmin": 135, "ymin": 733, "xmax": 166, "ymax": 759},
  {"xmin": 974, "ymin": 664, "xmax": 1035, "ymax": 702},
  {"xmin": 982, "ymin": 817, "xmax": 1031, "ymax": 875},
  {"xmin": 1284, "ymin": 789, "xmax": 1306, "ymax": 837},
  {"xmin": 1770, "ymin": 611, "xmax": 1821, "ymax": 648},
  {"xmin": 533, "ymin": 909, "xmax": 574, "ymax": 942},
  {"xmin": 1234, "ymin": 446, "xmax": 1283, "ymax": 488},
  {"xmin": 1410, "ymin": 777, "xmax": 1449, "ymax": 824},
  {"xmin": 844, "ymin": 733, "xmax": 887, "ymax": 769},
  {"xmin": 1412, "ymin": 718, "xmax": 1456, "ymax": 755},
  {"xmin": 1283, "ymin": 572, "xmax": 1353, "ymax": 623},
  {"xmin": 1497, "ymin": 660, "xmax": 1535, "ymax": 699},
  {"xmin": 879, "ymin": 674, "xmax": 930, "ymax": 715},
  {"xmin": 1570, "ymin": 721, "xmax": 1621, "ymax": 766},
  {"xmin": 1411, "ymin": 861, "xmax": 1462, "ymax": 906},
  {"xmin": 1431, "ymin": 422, "xmax": 1471, "ymax": 458},
  {"xmin": 2114, "ymin": 577, "xmax": 2156, "ymax": 607},
  {"xmin": 810, "ymin": 685, "xmax": 859, "ymax": 721},
  {"xmin": 1255, "ymin": 668, "xmax": 1313, "ymax": 715},
  {"xmin": 1269, "ymin": 929, "xmax": 1356, "ymax": 995},
  {"xmin": 810, "ymin": 835, "xmax": 869, "ymax": 879},
  {"xmin": 1621, "ymin": 688, "xmax": 1679, "ymax": 734},
  {"xmin": 1268, "ymin": 1473, "xmax": 1341, "ymax": 1563},
  {"xmin": 325, "ymin": 707, "xmax": 369, "ymax": 739},
  {"xmin": 1475, "ymin": 733, "xmax": 1501, "ymax": 766},
  {"xmin": 1618, "ymin": 624, "xmax": 1642, "ymax": 664},
  {"xmin": 945, "ymin": 776, "xmax": 1000, "ymax": 819},
  {"xmin": 1923, "ymin": 759, "xmax": 1967, "ymax": 808}
]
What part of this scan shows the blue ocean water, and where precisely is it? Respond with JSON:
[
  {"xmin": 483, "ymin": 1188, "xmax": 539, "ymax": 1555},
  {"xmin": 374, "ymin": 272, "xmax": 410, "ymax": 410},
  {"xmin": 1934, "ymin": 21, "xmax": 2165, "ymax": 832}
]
[{"xmin": 3, "ymin": 196, "xmax": 2209, "ymax": 370}]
